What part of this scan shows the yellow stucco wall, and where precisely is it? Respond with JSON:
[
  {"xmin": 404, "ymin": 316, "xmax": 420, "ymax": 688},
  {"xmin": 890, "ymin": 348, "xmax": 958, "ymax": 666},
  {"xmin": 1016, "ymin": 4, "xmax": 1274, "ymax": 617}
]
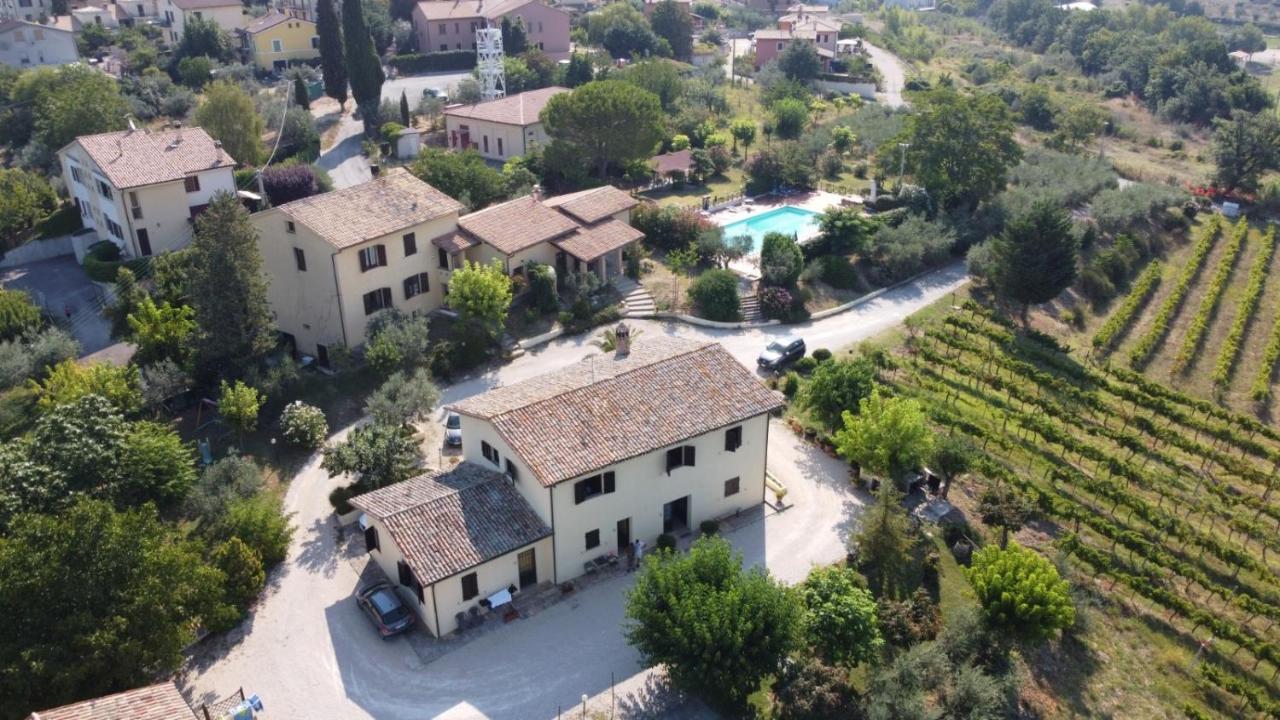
[{"xmin": 249, "ymin": 17, "xmax": 318, "ymax": 70}]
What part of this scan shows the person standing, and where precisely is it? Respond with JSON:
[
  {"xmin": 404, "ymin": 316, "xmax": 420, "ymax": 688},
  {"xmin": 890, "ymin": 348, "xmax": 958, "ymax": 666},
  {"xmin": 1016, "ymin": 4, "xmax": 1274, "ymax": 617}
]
[{"xmin": 634, "ymin": 538, "xmax": 646, "ymax": 568}]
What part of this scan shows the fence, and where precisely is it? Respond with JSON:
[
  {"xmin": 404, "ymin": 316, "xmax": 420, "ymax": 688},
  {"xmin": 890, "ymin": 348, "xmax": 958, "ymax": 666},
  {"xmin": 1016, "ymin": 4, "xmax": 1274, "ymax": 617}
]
[{"xmin": 198, "ymin": 688, "xmax": 245, "ymax": 720}]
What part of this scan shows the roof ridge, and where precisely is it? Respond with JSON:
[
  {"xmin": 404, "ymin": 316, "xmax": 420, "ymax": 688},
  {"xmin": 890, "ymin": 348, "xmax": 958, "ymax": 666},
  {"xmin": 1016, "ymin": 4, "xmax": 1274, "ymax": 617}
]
[{"xmin": 490, "ymin": 340, "xmax": 715, "ymax": 421}]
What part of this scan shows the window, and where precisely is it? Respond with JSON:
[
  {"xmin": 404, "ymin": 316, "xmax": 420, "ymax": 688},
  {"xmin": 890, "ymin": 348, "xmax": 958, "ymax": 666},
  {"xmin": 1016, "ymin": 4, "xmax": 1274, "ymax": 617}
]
[
  {"xmin": 725, "ymin": 477, "xmax": 740, "ymax": 497},
  {"xmin": 96, "ymin": 179, "xmax": 113, "ymax": 200},
  {"xmin": 358, "ymin": 244, "xmax": 387, "ymax": 271},
  {"xmin": 482, "ymin": 135, "xmax": 488, "ymax": 153},
  {"xmin": 573, "ymin": 471, "xmax": 615, "ymax": 504},
  {"xmin": 497, "ymin": 138, "xmax": 503, "ymax": 156},
  {"xmin": 311, "ymin": 35, "xmax": 319, "ymax": 48},
  {"xmin": 398, "ymin": 561, "xmax": 424, "ymax": 603},
  {"xmin": 286, "ymin": 220, "xmax": 296, "ymax": 233},
  {"xmin": 505, "ymin": 459, "xmax": 518, "ymax": 481},
  {"xmin": 294, "ymin": 247, "xmax": 307, "ymax": 272},
  {"xmin": 461, "ymin": 572, "xmax": 479, "ymax": 601},
  {"xmin": 271, "ymin": 38, "xmax": 283, "ymax": 52},
  {"xmin": 193, "ymin": 10, "xmax": 201, "ymax": 18},
  {"xmin": 438, "ymin": 247, "xmax": 450, "ymax": 269},
  {"xmin": 403, "ymin": 272, "xmax": 429, "ymax": 299},
  {"xmin": 481, "ymin": 441, "xmax": 500, "ymax": 466},
  {"xmin": 33, "ymin": 29, "xmax": 43, "ymax": 40},
  {"xmin": 129, "ymin": 191, "xmax": 143, "ymax": 220},
  {"xmin": 69, "ymin": 166, "xmax": 83, "ymax": 185},
  {"xmin": 184, "ymin": 175, "xmax": 200, "ymax": 193},
  {"xmin": 362, "ymin": 287, "xmax": 393, "ymax": 315},
  {"xmin": 725, "ymin": 426, "xmax": 742, "ymax": 452},
  {"xmin": 403, "ymin": 232, "xmax": 417, "ymax": 256},
  {"xmin": 454, "ymin": 22, "xmax": 459, "ymax": 32},
  {"xmin": 665, "ymin": 446, "xmax": 696, "ymax": 474},
  {"xmin": 105, "ymin": 218, "xmax": 124, "ymax": 240},
  {"xmin": 585, "ymin": 529, "xmax": 600, "ymax": 550},
  {"xmin": 438, "ymin": 22, "xmax": 446, "ymax": 33},
  {"xmin": 440, "ymin": 43, "xmax": 447, "ymax": 51},
  {"xmin": 364, "ymin": 525, "xmax": 379, "ymax": 552}
]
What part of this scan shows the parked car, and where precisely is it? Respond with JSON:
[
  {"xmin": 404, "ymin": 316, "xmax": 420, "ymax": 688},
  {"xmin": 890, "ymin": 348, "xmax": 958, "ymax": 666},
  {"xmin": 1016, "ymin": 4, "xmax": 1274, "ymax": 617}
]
[
  {"xmin": 758, "ymin": 337, "xmax": 806, "ymax": 371},
  {"xmin": 423, "ymin": 87, "xmax": 449, "ymax": 104},
  {"xmin": 445, "ymin": 412, "xmax": 462, "ymax": 447},
  {"xmin": 356, "ymin": 583, "xmax": 416, "ymax": 639}
]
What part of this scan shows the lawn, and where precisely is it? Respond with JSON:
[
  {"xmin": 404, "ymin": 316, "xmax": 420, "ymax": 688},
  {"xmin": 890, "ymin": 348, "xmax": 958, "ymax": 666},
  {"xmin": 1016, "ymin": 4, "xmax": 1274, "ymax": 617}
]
[{"xmin": 640, "ymin": 166, "xmax": 746, "ymax": 209}]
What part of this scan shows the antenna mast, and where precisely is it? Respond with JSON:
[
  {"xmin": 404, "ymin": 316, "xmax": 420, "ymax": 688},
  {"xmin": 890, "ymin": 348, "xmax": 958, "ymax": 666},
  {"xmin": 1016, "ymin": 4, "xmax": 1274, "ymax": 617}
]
[{"xmin": 476, "ymin": 24, "xmax": 506, "ymax": 101}]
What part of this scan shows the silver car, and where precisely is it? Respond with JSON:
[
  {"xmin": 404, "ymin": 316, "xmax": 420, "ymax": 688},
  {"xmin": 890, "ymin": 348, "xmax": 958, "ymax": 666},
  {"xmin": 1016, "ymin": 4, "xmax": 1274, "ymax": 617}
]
[{"xmin": 445, "ymin": 412, "xmax": 462, "ymax": 447}]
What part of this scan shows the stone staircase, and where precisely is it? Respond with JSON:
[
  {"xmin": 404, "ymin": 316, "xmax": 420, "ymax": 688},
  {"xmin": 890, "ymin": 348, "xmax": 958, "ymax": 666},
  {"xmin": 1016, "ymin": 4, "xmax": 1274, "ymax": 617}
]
[
  {"xmin": 739, "ymin": 291, "xmax": 762, "ymax": 323},
  {"xmin": 613, "ymin": 276, "xmax": 657, "ymax": 317}
]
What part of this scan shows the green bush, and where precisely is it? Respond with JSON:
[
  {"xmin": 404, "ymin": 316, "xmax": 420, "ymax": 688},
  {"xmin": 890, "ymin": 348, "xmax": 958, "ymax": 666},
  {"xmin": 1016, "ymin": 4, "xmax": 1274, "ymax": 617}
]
[
  {"xmin": 212, "ymin": 536, "xmax": 265, "ymax": 608},
  {"xmin": 279, "ymin": 401, "xmax": 328, "ymax": 449},
  {"xmin": 211, "ymin": 494, "xmax": 294, "ymax": 568},
  {"xmin": 656, "ymin": 533, "xmax": 677, "ymax": 552},
  {"xmin": 782, "ymin": 371, "xmax": 800, "ymax": 398},
  {"xmin": 0, "ymin": 290, "xmax": 41, "ymax": 341},
  {"xmin": 527, "ymin": 262, "xmax": 558, "ymax": 313},
  {"xmin": 812, "ymin": 348, "xmax": 832, "ymax": 362},
  {"xmin": 818, "ymin": 255, "xmax": 859, "ymax": 290},
  {"xmin": 699, "ymin": 519, "xmax": 719, "ymax": 536},
  {"xmin": 687, "ymin": 269, "xmax": 740, "ymax": 322},
  {"xmin": 389, "ymin": 51, "xmax": 477, "ymax": 73},
  {"xmin": 83, "ymin": 241, "xmax": 146, "ymax": 283},
  {"xmin": 793, "ymin": 356, "xmax": 817, "ymax": 374}
]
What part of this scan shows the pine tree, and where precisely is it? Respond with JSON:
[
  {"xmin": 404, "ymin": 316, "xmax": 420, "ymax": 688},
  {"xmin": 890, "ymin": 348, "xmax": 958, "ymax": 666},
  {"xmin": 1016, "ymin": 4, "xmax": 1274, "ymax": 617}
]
[
  {"xmin": 649, "ymin": 0, "xmax": 693, "ymax": 61},
  {"xmin": 564, "ymin": 52, "xmax": 593, "ymax": 87},
  {"xmin": 399, "ymin": 90, "xmax": 410, "ymax": 126},
  {"xmin": 316, "ymin": 0, "xmax": 348, "ymax": 110},
  {"xmin": 293, "ymin": 76, "xmax": 310, "ymax": 111},
  {"xmin": 500, "ymin": 16, "xmax": 528, "ymax": 55},
  {"xmin": 188, "ymin": 193, "xmax": 276, "ymax": 382},
  {"xmin": 987, "ymin": 200, "xmax": 1078, "ymax": 323},
  {"xmin": 342, "ymin": 0, "xmax": 385, "ymax": 137}
]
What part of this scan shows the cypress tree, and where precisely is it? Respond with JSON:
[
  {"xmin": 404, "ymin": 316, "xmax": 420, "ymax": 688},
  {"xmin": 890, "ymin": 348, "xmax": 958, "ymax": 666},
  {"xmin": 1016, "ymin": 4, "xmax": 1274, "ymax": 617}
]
[
  {"xmin": 188, "ymin": 192, "xmax": 276, "ymax": 382},
  {"xmin": 293, "ymin": 75, "xmax": 310, "ymax": 110},
  {"xmin": 342, "ymin": 0, "xmax": 385, "ymax": 137},
  {"xmin": 988, "ymin": 200, "xmax": 1078, "ymax": 324},
  {"xmin": 399, "ymin": 90, "xmax": 410, "ymax": 126},
  {"xmin": 564, "ymin": 52, "xmax": 593, "ymax": 87},
  {"xmin": 316, "ymin": 0, "xmax": 348, "ymax": 110}
]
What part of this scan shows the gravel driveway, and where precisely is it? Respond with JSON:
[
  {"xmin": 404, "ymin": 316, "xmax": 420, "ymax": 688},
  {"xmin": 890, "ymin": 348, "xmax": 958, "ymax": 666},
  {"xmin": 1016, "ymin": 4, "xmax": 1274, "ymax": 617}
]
[
  {"xmin": 181, "ymin": 263, "xmax": 968, "ymax": 719},
  {"xmin": 862, "ymin": 41, "xmax": 908, "ymax": 109}
]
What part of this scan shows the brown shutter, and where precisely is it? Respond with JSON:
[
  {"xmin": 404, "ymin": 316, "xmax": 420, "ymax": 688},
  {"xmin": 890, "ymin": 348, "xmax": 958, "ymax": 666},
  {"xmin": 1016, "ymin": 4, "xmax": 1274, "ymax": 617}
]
[
  {"xmin": 377, "ymin": 244, "xmax": 387, "ymax": 266},
  {"xmin": 603, "ymin": 471, "xmax": 615, "ymax": 493},
  {"xmin": 684, "ymin": 446, "xmax": 696, "ymax": 466}
]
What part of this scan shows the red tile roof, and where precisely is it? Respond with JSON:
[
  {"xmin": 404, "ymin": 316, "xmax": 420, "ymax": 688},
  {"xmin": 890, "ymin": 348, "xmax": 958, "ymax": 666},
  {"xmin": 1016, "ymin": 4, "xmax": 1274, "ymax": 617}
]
[
  {"xmin": 541, "ymin": 185, "xmax": 637, "ymax": 225},
  {"xmin": 457, "ymin": 194, "xmax": 579, "ymax": 255},
  {"xmin": 552, "ymin": 218, "xmax": 642, "ymax": 261},
  {"xmin": 443, "ymin": 86, "xmax": 568, "ymax": 127},
  {"xmin": 451, "ymin": 338, "xmax": 783, "ymax": 485},
  {"xmin": 69, "ymin": 127, "xmax": 234, "ymax": 190},
  {"xmin": 27, "ymin": 682, "xmax": 192, "ymax": 720},
  {"xmin": 350, "ymin": 463, "xmax": 552, "ymax": 586}
]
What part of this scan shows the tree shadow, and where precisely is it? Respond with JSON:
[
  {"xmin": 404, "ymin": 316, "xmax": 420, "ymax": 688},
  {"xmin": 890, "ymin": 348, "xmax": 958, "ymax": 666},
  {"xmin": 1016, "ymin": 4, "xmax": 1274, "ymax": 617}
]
[{"xmin": 614, "ymin": 672, "xmax": 713, "ymax": 719}]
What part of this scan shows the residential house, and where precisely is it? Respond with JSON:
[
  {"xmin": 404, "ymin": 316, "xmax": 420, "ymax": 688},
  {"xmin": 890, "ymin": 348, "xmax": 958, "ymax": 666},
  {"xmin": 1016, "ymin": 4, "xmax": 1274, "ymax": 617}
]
[
  {"xmin": 641, "ymin": 0, "xmax": 701, "ymax": 30},
  {"xmin": 71, "ymin": 3, "xmax": 117, "ymax": 27},
  {"xmin": 411, "ymin": 0, "xmax": 570, "ymax": 59},
  {"xmin": 114, "ymin": 0, "xmax": 163, "ymax": 26},
  {"xmin": 239, "ymin": 10, "xmax": 318, "ymax": 71},
  {"xmin": 354, "ymin": 336, "xmax": 783, "ymax": 636},
  {"xmin": 443, "ymin": 86, "xmax": 567, "ymax": 162},
  {"xmin": 160, "ymin": 0, "xmax": 247, "ymax": 45},
  {"xmin": 649, "ymin": 148, "xmax": 694, "ymax": 182},
  {"xmin": 252, "ymin": 172, "xmax": 640, "ymax": 361},
  {"xmin": 25, "ymin": 682, "xmax": 194, "ymax": 720},
  {"xmin": 753, "ymin": 15, "xmax": 838, "ymax": 70},
  {"xmin": 0, "ymin": 16, "xmax": 76, "ymax": 66},
  {"xmin": 882, "ymin": 0, "xmax": 934, "ymax": 8},
  {"xmin": 251, "ymin": 168, "xmax": 464, "ymax": 363},
  {"xmin": 0, "ymin": 0, "xmax": 50, "ymax": 21},
  {"xmin": 58, "ymin": 126, "xmax": 237, "ymax": 258}
]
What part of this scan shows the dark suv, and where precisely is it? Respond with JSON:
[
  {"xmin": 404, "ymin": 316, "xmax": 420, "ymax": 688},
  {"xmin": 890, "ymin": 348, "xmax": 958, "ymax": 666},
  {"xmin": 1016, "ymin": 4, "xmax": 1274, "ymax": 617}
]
[
  {"xmin": 356, "ymin": 583, "xmax": 416, "ymax": 639},
  {"xmin": 758, "ymin": 337, "xmax": 806, "ymax": 371}
]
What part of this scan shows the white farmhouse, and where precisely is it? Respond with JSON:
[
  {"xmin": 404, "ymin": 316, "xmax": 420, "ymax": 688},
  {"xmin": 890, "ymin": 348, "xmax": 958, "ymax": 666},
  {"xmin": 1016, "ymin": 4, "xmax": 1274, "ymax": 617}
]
[
  {"xmin": 0, "ymin": 16, "xmax": 76, "ymax": 66},
  {"xmin": 352, "ymin": 336, "xmax": 783, "ymax": 636}
]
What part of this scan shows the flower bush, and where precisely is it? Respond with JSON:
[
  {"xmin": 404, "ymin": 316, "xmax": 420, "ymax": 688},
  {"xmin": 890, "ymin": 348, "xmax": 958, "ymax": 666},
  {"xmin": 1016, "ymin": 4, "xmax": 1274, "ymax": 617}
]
[{"xmin": 279, "ymin": 401, "xmax": 328, "ymax": 449}]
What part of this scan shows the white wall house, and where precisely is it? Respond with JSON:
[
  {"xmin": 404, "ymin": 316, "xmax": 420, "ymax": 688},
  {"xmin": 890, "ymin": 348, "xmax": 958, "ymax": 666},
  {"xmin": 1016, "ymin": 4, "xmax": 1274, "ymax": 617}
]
[
  {"xmin": 0, "ymin": 0, "xmax": 51, "ymax": 21},
  {"xmin": 442, "ymin": 86, "xmax": 567, "ymax": 163},
  {"xmin": 353, "ymin": 337, "xmax": 783, "ymax": 637},
  {"xmin": 58, "ymin": 126, "xmax": 237, "ymax": 258},
  {"xmin": 0, "ymin": 16, "xmax": 76, "ymax": 66},
  {"xmin": 160, "ymin": 0, "xmax": 246, "ymax": 45}
]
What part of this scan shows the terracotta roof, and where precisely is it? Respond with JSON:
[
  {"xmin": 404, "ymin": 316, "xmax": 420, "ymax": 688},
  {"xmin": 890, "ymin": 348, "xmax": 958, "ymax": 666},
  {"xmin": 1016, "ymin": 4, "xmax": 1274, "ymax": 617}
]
[
  {"xmin": 755, "ymin": 28, "xmax": 796, "ymax": 40},
  {"xmin": 415, "ymin": 0, "xmax": 563, "ymax": 20},
  {"xmin": 170, "ymin": 0, "xmax": 242, "ymax": 9},
  {"xmin": 244, "ymin": 10, "xmax": 312, "ymax": 33},
  {"xmin": 69, "ymin": 127, "xmax": 235, "ymax": 190},
  {"xmin": 350, "ymin": 463, "xmax": 552, "ymax": 586},
  {"xmin": 431, "ymin": 229, "xmax": 478, "ymax": 254},
  {"xmin": 794, "ymin": 16, "xmax": 839, "ymax": 32},
  {"xmin": 27, "ymin": 682, "xmax": 193, "ymax": 720},
  {"xmin": 553, "ymin": 218, "xmax": 642, "ymax": 261},
  {"xmin": 451, "ymin": 339, "xmax": 784, "ymax": 485},
  {"xmin": 0, "ymin": 16, "xmax": 75, "ymax": 33},
  {"xmin": 542, "ymin": 185, "xmax": 637, "ymax": 225},
  {"xmin": 274, "ymin": 168, "xmax": 463, "ymax": 250},
  {"xmin": 443, "ymin": 86, "xmax": 568, "ymax": 127},
  {"xmin": 650, "ymin": 148, "xmax": 693, "ymax": 176},
  {"xmin": 457, "ymin": 194, "xmax": 578, "ymax": 255}
]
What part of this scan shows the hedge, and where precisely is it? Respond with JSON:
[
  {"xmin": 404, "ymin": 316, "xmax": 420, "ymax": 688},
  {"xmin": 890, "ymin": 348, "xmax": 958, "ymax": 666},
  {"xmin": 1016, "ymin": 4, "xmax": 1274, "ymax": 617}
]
[
  {"xmin": 83, "ymin": 241, "xmax": 147, "ymax": 283},
  {"xmin": 389, "ymin": 51, "xmax": 477, "ymax": 74}
]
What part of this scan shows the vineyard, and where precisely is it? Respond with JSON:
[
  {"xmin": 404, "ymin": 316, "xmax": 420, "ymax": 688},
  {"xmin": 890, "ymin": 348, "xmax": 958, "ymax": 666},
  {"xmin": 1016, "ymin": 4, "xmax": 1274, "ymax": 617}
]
[
  {"xmin": 1090, "ymin": 218, "xmax": 1280, "ymax": 412},
  {"xmin": 891, "ymin": 302, "xmax": 1280, "ymax": 717}
]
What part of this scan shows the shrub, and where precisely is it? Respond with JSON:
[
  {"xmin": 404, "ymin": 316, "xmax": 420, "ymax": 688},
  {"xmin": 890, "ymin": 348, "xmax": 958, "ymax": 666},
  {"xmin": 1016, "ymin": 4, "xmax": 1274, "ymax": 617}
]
[
  {"xmin": 83, "ymin": 241, "xmax": 147, "ymax": 283},
  {"xmin": 656, "ymin": 533, "xmax": 677, "ymax": 552},
  {"xmin": 812, "ymin": 348, "xmax": 832, "ymax": 362},
  {"xmin": 211, "ymin": 494, "xmax": 294, "ymax": 568},
  {"xmin": 631, "ymin": 204, "xmax": 711, "ymax": 253},
  {"xmin": 527, "ymin": 262, "xmax": 558, "ymax": 314},
  {"xmin": 782, "ymin": 371, "xmax": 800, "ymax": 398},
  {"xmin": 186, "ymin": 454, "xmax": 264, "ymax": 524},
  {"xmin": 760, "ymin": 232, "xmax": 804, "ymax": 287},
  {"xmin": 0, "ymin": 290, "xmax": 41, "ymax": 342},
  {"xmin": 818, "ymin": 255, "xmax": 859, "ymax": 290},
  {"xmin": 869, "ymin": 215, "xmax": 954, "ymax": 282},
  {"xmin": 212, "ymin": 536, "xmax": 266, "ymax": 609},
  {"xmin": 772, "ymin": 657, "xmax": 858, "ymax": 720},
  {"xmin": 261, "ymin": 164, "xmax": 321, "ymax": 205},
  {"xmin": 877, "ymin": 588, "xmax": 942, "ymax": 647},
  {"xmin": 687, "ymin": 269, "xmax": 741, "ymax": 322},
  {"xmin": 699, "ymin": 519, "xmax": 719, "ymax": 536},
  {"xmin": 279, "ymin": 401, "xmax": 328, "ymax": 449},
  {"xmin": 759, "ymin": 286, "xmax": 793, "ymax": 320},
  {"xmin": 1090, "ymin": 183, "xmax": 1188, "ymax": 236},
  {"xmin": 968, "ymin": 542, "xmax": 1074, "ymax": 643},
  {"xmin": 793, "ymin": 356, "xmax": 817, "ymax": 374},
  {"xmin": 744, "ymin": 142, "xmax": 816, "ymax": 195},
  {"xmin": 389, "ymin": 50, "xmax": 477, "ymax": 73}
]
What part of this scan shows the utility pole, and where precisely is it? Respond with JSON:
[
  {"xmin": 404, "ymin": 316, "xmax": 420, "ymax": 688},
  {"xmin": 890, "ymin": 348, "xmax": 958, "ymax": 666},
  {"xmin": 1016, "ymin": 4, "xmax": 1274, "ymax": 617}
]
[{"xmin": 897, "ymin": 142, "xmax": 910, "ymax": 190}]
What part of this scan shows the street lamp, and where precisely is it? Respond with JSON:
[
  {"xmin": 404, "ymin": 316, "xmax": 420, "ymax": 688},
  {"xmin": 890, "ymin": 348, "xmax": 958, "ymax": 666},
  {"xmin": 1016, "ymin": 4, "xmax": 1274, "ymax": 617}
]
[{"xmin": 897, "ymin": 142, "xmax": 910, "ymax": 190}]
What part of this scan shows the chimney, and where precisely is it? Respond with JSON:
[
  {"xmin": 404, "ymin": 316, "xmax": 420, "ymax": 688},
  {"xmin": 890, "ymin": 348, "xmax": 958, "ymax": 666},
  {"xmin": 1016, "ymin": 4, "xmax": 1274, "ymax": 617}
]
[
  {"xmin": 614, "ymin": 322, "xmax": 631, "ymax": 356},
  {"xmin": 370, "ymin": 163, "xmax": 381, "ymax": 178},
  {"xmin": 531, "ymin": 184, "xmax": 542, "ymax": 202}
]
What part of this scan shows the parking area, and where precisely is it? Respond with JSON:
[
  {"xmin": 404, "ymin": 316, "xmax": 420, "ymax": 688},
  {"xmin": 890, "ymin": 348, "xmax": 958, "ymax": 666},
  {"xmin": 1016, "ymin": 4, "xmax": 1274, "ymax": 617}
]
[{"xmin": 1, "ymin": 255, "xmax": 112, "ymax": 354}]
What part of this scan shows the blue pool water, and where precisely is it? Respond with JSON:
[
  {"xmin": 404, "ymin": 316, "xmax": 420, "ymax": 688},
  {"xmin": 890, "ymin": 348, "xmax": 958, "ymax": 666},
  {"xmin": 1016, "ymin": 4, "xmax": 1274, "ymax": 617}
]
[{"xmin": 720, "ymin": 206, "xmax": 822, "ymax": 252}]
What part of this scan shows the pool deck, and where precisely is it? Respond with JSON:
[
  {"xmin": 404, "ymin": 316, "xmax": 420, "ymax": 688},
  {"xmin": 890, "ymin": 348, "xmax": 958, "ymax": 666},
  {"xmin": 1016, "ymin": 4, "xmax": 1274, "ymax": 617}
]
[{"xmin": 710, "ymin": 191, "xmax": 853, "ymax": 279}]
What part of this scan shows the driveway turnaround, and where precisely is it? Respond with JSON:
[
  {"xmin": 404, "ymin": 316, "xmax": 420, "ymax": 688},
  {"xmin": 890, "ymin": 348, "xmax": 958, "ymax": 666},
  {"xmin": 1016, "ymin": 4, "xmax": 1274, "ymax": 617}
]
[{"xmin": 182, "ymin": 263, "xmax": 968, "ymax": 719}]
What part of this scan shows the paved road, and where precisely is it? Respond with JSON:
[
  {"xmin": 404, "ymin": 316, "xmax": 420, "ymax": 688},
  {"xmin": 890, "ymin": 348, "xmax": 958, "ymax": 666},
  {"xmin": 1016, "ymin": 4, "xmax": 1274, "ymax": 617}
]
[
  {"xmin": 182, "ymin": 263, "xmax": 969, "ymax": 719},
  {"xmin": 317, "ymin": 71, "xmax": 473, "ymax": 189},
  {"xmin": 1, "ymin": 255, "xmax": 112, "ymax": 355},
  {"xmin": 862, "ymin": 40, "xmax": 908, "ymax": 108}
]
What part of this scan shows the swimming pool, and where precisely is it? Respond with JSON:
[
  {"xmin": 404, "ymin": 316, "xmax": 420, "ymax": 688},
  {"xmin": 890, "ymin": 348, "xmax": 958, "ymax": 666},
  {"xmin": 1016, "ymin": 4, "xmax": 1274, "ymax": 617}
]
[{"xmin": 720, "ymin": 206, "xmax": 822, "ymax": 252}]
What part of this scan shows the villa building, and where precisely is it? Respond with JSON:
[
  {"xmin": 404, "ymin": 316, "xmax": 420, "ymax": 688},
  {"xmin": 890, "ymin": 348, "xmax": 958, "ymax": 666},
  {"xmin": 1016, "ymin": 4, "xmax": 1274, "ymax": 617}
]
[
  {"xmin": 753, "ymin": 13, "xmax": 839, "ymax": 70},
  {"xmin": 25, "ymin": 682, "xmax": 194, "ymax": 720},
  {"xmin": 58, "ymin": 126, "xmax": 237, "ymax": 258},
  {"xmin": 411, "ymin": 0, "xmax": 569, "ymax": 59},
  {"xmin": 160, "ymin": 0, "xmax": 247, "ymax": 45},
  {"xmin": 239, "ymin": 10, "xmax": 318, "ymax": 71},
  {"xmin": 443, "ymin": 86, "xmax": 567, "ymax": 162},
  {"xmin": 252, "ymin": 172, "xmax": 640, "ymax": 362},
  {"xmin": 0, "ymin": 15, "xmax": 76, "ymax": 66},
  {"xmin": 352, "ymin": 336, "xmax": 783, "ymax": 636}
]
